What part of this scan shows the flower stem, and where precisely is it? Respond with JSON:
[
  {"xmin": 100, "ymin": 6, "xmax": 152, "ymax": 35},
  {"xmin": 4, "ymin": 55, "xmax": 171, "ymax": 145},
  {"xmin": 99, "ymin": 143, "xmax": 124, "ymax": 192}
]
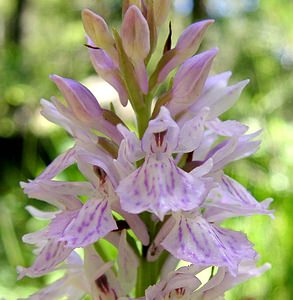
[{"xmin": 136, "ymin": 256, "xmax": 159, "ymax": 297}]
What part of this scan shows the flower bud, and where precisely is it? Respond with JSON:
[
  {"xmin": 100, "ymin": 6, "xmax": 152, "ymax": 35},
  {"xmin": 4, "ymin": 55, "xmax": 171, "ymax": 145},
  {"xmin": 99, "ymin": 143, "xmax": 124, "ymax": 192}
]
[
  {"xmin": 122, "ymin": 0, "xmax": 142, "ymax": 15},
  {"xmin": 157, "ymin": 20, "xmax": 214, "ymax": 83},
  {"xmin": 121, "ymin": 5, "xmax": 150, "ymax": 61},
  {"xmin": 82, "ymin": 9, "xmax": 116, "ymax": 56},
  {"xmin": 50, "ymin": 75, "xmax": 102, "ymax": 122},
  {"xmin": 88, "ymin": 39, "xmax": 129, "ymax": 106},
  {"xmin": 121, "ymin": 5, "xmax": 150, "ymax": 93},
  {"xmin": 50, "ymin": 75, "xmax": 122, "ymax": 143},
  {"xmin": 176, "ymin": 20, "xmax": 214, "ymax": 54},
  {"xmin": 153, "ymin": 0, "xmax": 171, "ymax": 26},
  {"xmin": 167, "ymin": 48, "xmax": 218, "ymax": 116}
]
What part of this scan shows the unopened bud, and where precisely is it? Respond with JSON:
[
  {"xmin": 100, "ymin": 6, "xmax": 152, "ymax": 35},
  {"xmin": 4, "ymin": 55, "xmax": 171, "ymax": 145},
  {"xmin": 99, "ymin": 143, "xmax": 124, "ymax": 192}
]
[
  {"xmin": 176, "ymin": 20, "xmax": 214, "ymax": 55},
  {"xmin": 87, "ymin": 39, "xmax": 129, "ymax": 106},
  {"xmin": 121, "ymin": 5, "xmax": 150, "ymax": 61},
  {"xmin": 168, "ymin": 48, "xmax": 218, "ymax": 116},
  {"xmin": 157, "ymin": 20, "xmax": 214, "ymax": 83},
  {"xmin": 50, "ymin": 75, "xmax": 102, "ymax": 122},
  {"xmin": 122, "ymin": 0, "xmax": 142, "ymax": 15},
  {"xmin": 153, "ymin": 0, "xmax": 171, "ymax": 26},
  {"xmin": 82, "ymin": 9, "xmax": 116, "ymax": 56},
  {"xmin": 50, "ymin": 75, "xmax": 122, "ymax": 143}
]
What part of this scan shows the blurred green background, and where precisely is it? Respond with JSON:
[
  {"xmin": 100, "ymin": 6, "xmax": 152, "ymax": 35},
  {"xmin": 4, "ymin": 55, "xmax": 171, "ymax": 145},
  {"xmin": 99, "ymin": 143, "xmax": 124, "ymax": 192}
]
[{"xmin": 0, "ymin": 0, "xmax": 292, "ymax": 299}]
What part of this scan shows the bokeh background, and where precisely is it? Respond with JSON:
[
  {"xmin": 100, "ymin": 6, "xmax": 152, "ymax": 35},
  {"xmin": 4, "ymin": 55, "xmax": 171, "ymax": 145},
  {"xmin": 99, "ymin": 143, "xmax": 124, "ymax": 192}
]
[{"xmin": 0, "ymin": 0, "xmax": 292, "ymax": 299}]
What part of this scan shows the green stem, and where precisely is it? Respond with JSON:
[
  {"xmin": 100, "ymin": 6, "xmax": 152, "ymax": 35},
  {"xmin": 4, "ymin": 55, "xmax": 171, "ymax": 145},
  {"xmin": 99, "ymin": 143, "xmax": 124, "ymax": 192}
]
[
  {"xmin": 136, "ymin": 256, "xmax": 159, "ymax": 297},
  {"xmin": 135, "ymin": 212, "xmax": 169, "ymax": 297}
]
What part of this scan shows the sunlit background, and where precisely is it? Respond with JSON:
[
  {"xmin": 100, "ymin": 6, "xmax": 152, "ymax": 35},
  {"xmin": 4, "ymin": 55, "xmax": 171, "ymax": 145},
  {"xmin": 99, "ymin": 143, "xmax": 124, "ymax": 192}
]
[{"xmin": 0, "ymin": 0, "xmax": 292, "ymax": 299}]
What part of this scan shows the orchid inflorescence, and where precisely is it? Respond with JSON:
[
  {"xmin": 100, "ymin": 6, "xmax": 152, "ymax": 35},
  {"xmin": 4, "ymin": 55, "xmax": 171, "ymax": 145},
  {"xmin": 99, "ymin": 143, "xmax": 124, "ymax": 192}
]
[{"xmin": 19, "ymin": 1, "xmax": 273, "ymax": 299}]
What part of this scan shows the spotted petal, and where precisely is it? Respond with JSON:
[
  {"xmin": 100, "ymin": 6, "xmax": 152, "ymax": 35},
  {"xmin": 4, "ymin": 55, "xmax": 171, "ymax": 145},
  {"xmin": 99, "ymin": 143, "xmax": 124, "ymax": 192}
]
[
  {"xmin": 21, "ymin": 180, "xmax": 82, "ymax": 211},
  {"xmin": 177, "ymin": 107, "xmax": 209, "ymax": 152},
  {"xmin": 197, "ymin": 260, "xmax": 271, "ymax": 300},
  {"xmin": 204, "ymin": 174, "xmax": 273, "ymax": 222},
  {"xmin": 18, "ymin": 240, "xmax": 73, "ymax": 279},
  {"xmin": 37, "ymin": 147, "xmax": 76, "ymax": 180},
  {"xmin": 145, "ymin": 265, "xmax": 201, "ymax": 300},
  {"xmin": 60, "ymin": 198, "xmax": 117, "ymax": 248},
  {"xmin": 24, "ymin": 275, "xmax": 85, "ymax": 300},
  {"xmin": 116, "ymin": 156, "xmax": 205, "ymax": 220},
  {"xmin": 206, "ymin": 118, "xmax": 248, "ymax": 137},
  {"xmin": 162, "ymin": 215, "xmax": 257, "ymax": 275}
]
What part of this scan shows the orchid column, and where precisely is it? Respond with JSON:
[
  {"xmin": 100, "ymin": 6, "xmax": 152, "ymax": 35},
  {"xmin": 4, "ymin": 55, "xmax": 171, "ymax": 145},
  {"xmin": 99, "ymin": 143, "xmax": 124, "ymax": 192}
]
[{"xmin": 19, "ymin": 1, "xmax": 273, "ymax": 299}]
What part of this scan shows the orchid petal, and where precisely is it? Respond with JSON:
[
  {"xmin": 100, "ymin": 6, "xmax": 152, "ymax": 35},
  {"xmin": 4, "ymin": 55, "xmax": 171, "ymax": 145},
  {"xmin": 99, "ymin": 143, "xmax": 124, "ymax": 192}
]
[
  {"xmin": 112, "ymin": 202, "xmax": 150, "ymax": 245},
  {"xmin": 145, "ymin": 265, "xmax": 201, "ymax": 300},
  {"xmin": 201, "ymin": 260, "xmax": 271, "ymax": 300},
  {"xmin": 190, "ymin": 158, "xmax": 214, "ymax": 178},
  {"xmin": 209, "ymin": 131, "xmax": 262, "ymax": 171},
  {"xmin": 84, "ymin": 247, "xmax": 123, "ymax": 299},
  {"xmin": 88, "ymin": 43, "xmax": 129, "ymax": 106},
  {"xmin": 21, "ymin": 180, "xmax": 82, "ymax": 210},
  {"xmin": 141, "ymin": 106, "xmax": 179, "ymax": 154},
  {"xmin": 147, "ymin": 216, "xmax": 176, "ymax": 261},
  {"xmin": 50, "ymin": 75, "xmax": 102, "ymax": 122},
  {"xmin": 202, "ymin": 71, "xmax": 232, "ymax": 94},
  {"xmin": 117, "ymin": 156, "xmax": 205, "ymax": 220},
  {"xmin": 37, "ymin": 147, "xmax": 76, "ymax": 180},
  {"xmin": 51, "ymin": 75, "xmax": 122, "ymax": 143},
  {"xmin": 40, "ymin": 99, "xmax": 74, "ymax": 134},
  {"xmin": 206, "ymin": 118, "xmax": 248, "ymax": 137},
  {"xmin": 204, "ymin": 175, "xmax": 273, "ymax": 222},
  {"xmin": 192, "ymin": 131, "xmax": 218, "ymax": 161},
  {"xmin": 75, "ymin": 146, "xmax": 120, "ymax": 188},
  {"xmin": 25, "ymin": 205, "xmax": 58, "ymax": 220},
  {"xmin": 162, "ymin": 215, "xmax": 257, "ymax": 276},
  {"xmin": 22, "ymin": 229, "xmax": 48, "ymax": 246},
  {"xmin": 207, "ymin": 80, "xmax": 249, "ymax": 120},
  {"xmin": 168, "ymin": 49, "xmax": 217, "ymax": 116},
  {"xmin": 61, "ymin": 198, "xmax": 117, "ymax": 248},
  {"xmin": 190, "ymin": 72, "xmax": 232, "ymax": 113},
  {"xmin": 118, "ymin": 230, "xmax": 139, "ymax": 294},
  {"xmin": 177, "ymin": 107, "xmax": 209, "ymax": 152},
  {"xmin": 18, "ymin": 240, "xmax": 73, "ymax": 279},
  {"xmin": 24, "ymin": 276, "xmax": 85, "ymax": 300},
  {"xmin": 117, "ymin": 124, "xmax": 144, "ymax": 163}
]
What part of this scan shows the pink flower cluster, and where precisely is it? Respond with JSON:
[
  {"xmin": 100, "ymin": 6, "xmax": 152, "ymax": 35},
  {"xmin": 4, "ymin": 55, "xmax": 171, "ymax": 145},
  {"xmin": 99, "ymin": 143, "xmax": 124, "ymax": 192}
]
[{"xmin": 19, "ymin": 1, "xmax": 273, "ymax": 299}]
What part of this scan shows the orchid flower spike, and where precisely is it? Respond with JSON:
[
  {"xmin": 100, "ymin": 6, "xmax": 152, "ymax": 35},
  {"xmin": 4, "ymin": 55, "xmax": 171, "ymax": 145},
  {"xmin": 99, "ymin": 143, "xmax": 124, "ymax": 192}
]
[{"xmin": 19, "ymin": 1, "xmax": 273, "ymax": 299}]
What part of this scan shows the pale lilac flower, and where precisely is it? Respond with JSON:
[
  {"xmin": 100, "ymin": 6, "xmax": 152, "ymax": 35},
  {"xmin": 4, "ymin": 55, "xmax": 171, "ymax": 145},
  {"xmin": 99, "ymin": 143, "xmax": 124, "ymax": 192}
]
[
  {"xmin": 204, "ymin": 173, "xmax": 274, "ymax": 222},
  {"xmin": 156, "ymin": 20, "xmax": 214, "ymax": 84},
  {"xmin": 116, "ymin": 106, "xmax": 208, "ymax": 220},
  {"xmin": 144, "ymin": 259, "xmax": 270, "ymax": 300},
  {"xmin": 18, "ymin": 177, "xmax": 117, "ymax": 278},
  {"xmin": 42, "ymin": 75, "xmax": 122, "ymax": 143},
  {"xmin": 19, "ymin": 1, "xmax": 273, "ymax": 298},
  {"xmin": 161, "ymin": 213, "xmax": 256, "ymax": 276},
  {"xmin": 23, "ymin": 247, "xmax": 121, "ymax": 299}
]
